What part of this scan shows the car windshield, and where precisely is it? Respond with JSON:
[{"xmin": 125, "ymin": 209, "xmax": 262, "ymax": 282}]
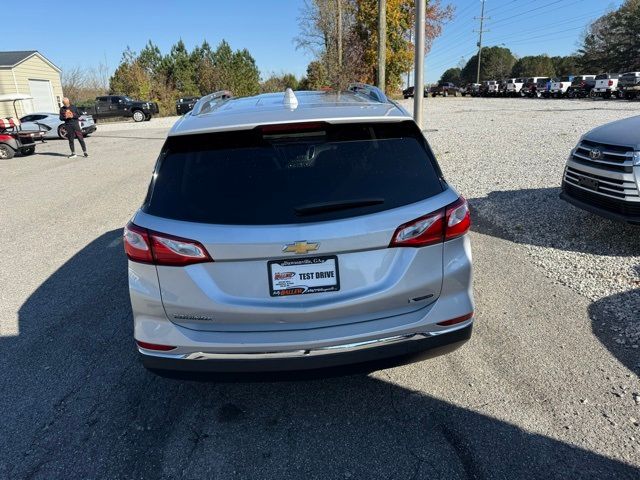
[{"xmin": 144, "ymin": 121, "xmax": 444, "ymax": 225}]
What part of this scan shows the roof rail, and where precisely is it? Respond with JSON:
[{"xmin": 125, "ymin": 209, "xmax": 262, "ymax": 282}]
[
  {"xmin": 347, "ymin": 83, "xmax": 388, "ymax": 103},
  {"xmin": 190, "ymin": 90, "xmax": 233, "ymax": 116}
]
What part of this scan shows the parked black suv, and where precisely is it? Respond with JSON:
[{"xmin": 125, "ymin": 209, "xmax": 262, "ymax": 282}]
[
  {"xmin": 402, "ymin": 86, "xmax": 428, "ymax": 99},
  {"xmin": 82, "ymin": 95, "xmax": 159, "ymax": 122},
  {"xmin": 176, "ymin": 96, "xmax": 200, "ymax": 115}
]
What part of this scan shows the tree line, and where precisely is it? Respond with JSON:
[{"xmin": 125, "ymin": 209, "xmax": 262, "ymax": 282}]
[
  {"xmin": 63, "ymin": 1, "xmax": 455, "ymax": 115},
  {"xmin": 439, "ymin": 0, "xmax": 639, "ymax": 85}
]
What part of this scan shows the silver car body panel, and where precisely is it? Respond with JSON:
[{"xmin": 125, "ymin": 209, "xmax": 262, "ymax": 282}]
[{"xmin": 129, "ymin": 89, "xmax": 474, "ymax": 369}]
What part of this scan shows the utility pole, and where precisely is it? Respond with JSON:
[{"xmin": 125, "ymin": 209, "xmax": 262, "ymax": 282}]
[
  {"xmin": 377, "ymin": 0, "xmax": 386, "ymax": 90},
  {"xmin": 475, "ymin": 0, "xmax": 488, "ymax": 84},
  {"xmin": 413, "ymin": 0, "xmax": 425, "ymax": 127},
  {"xmin": 406, "ymin": 28, "xmax": 412, "ymax": 88},
  {"xmin": 337, "ymin": 0, "xmax": 343, "ymax": 69}
]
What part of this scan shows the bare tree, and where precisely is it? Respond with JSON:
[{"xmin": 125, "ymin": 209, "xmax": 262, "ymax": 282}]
[
  {"xmin": 295, "ymin": 0, "xmax": 365, "ymax": 89},
  {"xmin": 62, "ymin": 63, "xmax": 109, "ymax": 103},
  {"xmin": 62, "ymin": 66, "xmax": 87, "ymax": 102}
]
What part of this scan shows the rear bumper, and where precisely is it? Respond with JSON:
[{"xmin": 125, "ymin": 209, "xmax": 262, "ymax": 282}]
[
  {"xmin": 139, "ymin": 322, "xmax": 472, "ymax": 373},
  {"xmin": 82, "ymin": 125, "xmax": 97, "ymax": 135}
]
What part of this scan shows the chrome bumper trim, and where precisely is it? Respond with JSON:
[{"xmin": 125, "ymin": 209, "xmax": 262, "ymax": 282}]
[{"xmin": 139, "ymin": 321, "xmax": 473, "ymax": 360}]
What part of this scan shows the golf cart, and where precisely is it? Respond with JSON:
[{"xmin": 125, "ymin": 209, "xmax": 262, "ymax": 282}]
[{"xmin": 0, "ymin": 93, "xmax": 46, "ymax": 159}]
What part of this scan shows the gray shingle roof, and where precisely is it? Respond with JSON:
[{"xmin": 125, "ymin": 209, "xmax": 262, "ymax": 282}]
[{"xmin": 0, "ymin": 51, "xmax": 38, "ymax": 67}]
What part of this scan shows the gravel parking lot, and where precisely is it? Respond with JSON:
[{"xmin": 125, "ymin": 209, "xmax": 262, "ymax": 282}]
[{"xmin": 0, "ymin": 98, "xmax": 638, "ymax": 479}]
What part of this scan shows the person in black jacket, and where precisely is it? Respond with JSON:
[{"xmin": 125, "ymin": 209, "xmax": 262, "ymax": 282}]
[{"xmin": 59, "ymin": 98, "xmax": 88, "ymax": 158}]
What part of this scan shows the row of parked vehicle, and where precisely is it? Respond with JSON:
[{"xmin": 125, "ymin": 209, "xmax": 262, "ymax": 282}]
[{"xmin": 462, "ymin": 72, "xmax": 640, "ymax": 99}]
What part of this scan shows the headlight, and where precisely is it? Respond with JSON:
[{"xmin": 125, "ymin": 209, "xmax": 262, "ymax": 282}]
[{"xmin": 633, "ymin": 151, "xmax": 640, "ymax": 166}]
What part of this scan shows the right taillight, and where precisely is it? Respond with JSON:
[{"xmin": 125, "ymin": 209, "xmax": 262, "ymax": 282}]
[
  {"xmin": 559, "ymin": 83, "xmax": 564, "ymax": 88},
  {"xmin": 389, "ymin": 197, "xmax": 470, "ymax": 248},
  {"xmin": 608, "ymin": 79, "xmax": 614, "ymax": 86},
  {"xmin": 123, "ymin": 221, "xmax": 212, "ymax": 266},
  {"xmin": 444, "ymin": 196, "xmax": 471, "ymax": 240}
]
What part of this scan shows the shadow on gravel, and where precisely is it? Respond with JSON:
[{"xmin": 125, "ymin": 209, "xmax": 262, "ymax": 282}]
[
  {"xmin": 588, "ymin": 289, "xmax": 640, "ymax": 376},
  {"xmin": 1, "ymin": 231, "xmax": 638, "ymax": 479},
  {"xmin": 469, "ymin": 187, "xmax": 640, "ymax": 256}
]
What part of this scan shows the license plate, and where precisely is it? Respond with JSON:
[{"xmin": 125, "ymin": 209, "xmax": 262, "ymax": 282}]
[
  {"xmin": 578, "ymin": 176, "xmax": 599, "ymax": 191},
  {"xmin": 268, "ymin": 256, "xmax": 340, "ymax": 297}
]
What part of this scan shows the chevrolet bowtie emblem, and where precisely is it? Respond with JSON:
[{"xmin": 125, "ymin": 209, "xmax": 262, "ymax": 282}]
[{"xmin": 282, "ymin": 241, "xmax": 319, "ymax": 255}]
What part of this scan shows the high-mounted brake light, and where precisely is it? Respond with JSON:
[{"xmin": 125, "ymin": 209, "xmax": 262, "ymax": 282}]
[
  {"xmin": 389, "ymin": 197, "xmax": 470, "ymax": 248},
  {"xmin": 260, "ymin": 122, "xmax": 326, "ymax": 134},
  {"xmin": 123, "ymin": 222, "xmax": 212, "ymax": 266}
]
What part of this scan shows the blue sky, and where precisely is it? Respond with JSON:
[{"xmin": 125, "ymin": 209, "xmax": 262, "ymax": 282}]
[
  {"xmin": 426, "ymin": 0, "xmax": 623, "ymax": 83},
  {"xmin": 7, "ymin": 0, "xmax": 623, "ymax": 85}
]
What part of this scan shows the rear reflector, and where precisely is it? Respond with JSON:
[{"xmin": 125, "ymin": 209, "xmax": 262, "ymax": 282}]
[
  {"xmin": 136, "ymin": 340, "xmax": 177, "ymax": 351},
  {"xmin": 124, "ymin": 221, "xmax": 212, "ymax": 266},
  {"xmin": 437, "ymin": 312, "xmax": 473, "ymax": 326}
]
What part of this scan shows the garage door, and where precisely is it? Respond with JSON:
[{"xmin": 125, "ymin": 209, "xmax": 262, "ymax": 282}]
[{"xmin": 28, "ymin": 79, "xmax": 55, "ymax": 113}]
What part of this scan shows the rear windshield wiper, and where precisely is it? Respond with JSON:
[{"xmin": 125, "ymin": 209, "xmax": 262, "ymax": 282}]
[{"xmin": 294, "ymin": 198, "xmax": 384, "ymax": 216}]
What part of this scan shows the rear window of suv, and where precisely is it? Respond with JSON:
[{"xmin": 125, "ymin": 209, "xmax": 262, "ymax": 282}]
[{"xmin": 143, "ymin": 121, "xmax": 444, "ymax": 225}]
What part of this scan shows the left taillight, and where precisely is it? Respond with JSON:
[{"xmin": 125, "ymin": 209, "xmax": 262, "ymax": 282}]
[
  {"xmin": 389, "ymin": 197, "xmax": 470, "ymax": 248},
  {"xmin": 123, "ymin": 221, "xmax": 212, "ymax": 266}
]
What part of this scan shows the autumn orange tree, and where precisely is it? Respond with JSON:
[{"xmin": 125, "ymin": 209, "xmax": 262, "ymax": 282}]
[
  {"xmin": 354, "ymin": 0, "xmax": 453, "ymax": 92},
  {"xmin": 296, "ymin": 0, "xmax": 453, "ymax": 93}
]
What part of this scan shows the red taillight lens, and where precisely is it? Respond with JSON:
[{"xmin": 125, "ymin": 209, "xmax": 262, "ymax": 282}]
[
  {"xmin": 559, "ymin": 83, "xmax": 564, "ymax": 88},
  {"xmin": 123, "ymin": 221, "xmax": 212, "ymax": 266},
  {"xmin": 123, "ymin": 222, "xmax": 153, "ymax": 263},
  {"xmin": 389, "ymin": 197, "xmax": 470, "ymax": 248},
  {"xmin": 608, "ymin": 80, "xmax": 614, "ymax": 86},
  {"xmin": 136, "ymin": 340, "xmax": 177, "ymax": 351},
  {"xmin": 389, "ymin": 210, "xmax": 445, "ymax": 248},
  {"xmin": 150, "ymin": 231, "xmax": 212, "ymax": 266},
  {"xmin": 445, "ymin": 196, "xmax": 471, "ymax": 241},
  {"xmin": 437, "ymin": 312, "xmax": 473, "ymax": 326}
]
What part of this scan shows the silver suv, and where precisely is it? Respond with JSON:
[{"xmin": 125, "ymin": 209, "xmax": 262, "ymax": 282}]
[
  {"xmin": 561, "ymin": 115, "xmax": 640, "ymax": 224},
  {"xmin": 124, "ymin": 84, "xmax": 474, "ymax": 374}
]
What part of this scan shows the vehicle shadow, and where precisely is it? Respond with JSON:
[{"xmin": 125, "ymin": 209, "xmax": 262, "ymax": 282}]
[
  {"xmin": 588, "ymin": 288, "xmax": 640, "ymax": 376},
  {"xmin": 1, "ymin": 231, "xmax": 638, "ymax": 479},
  {"xmin": 469, "ymin": 187, "xmax": 640, "ymax": 256}
]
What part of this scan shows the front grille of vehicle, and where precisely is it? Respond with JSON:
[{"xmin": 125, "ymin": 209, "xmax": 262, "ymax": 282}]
[
  {"xmin": 564, "ymin": 166, "xmax": 638, "ymax": 200},
  {"xmin": 563, "ymin": 182, "xmax": 640, "ymax": 218},
  {"xmin": 571, "ymin": 139, "xmax": 635, "ymax": 173}
]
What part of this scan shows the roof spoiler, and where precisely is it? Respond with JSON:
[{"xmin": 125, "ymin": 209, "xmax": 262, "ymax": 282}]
[
  {"xmin": 347, "ymin": 83, "xmax": 388, "ymax": 103},
  {"xmin": 190, "ymin": 90, "xmax": 233, "ymax": 116}
]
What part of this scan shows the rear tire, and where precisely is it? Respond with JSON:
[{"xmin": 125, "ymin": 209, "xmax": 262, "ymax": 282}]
[
  {"xmin": 144, "ymin": 114, "xmax": 152, "ymax": 121},
  {"xmin": 22, "ymin": 146, "xmax": 35, "ymax": 156},
  {"xmin": 0, "ymin": 144, "xmax": 15, "ymax": 159},
  {"xmin": 132, "ymin": 110, "xmax": 145, "ymax": 122},
  {"xmin": 57, "ymin": 125, "xmax": 68, "ymax": 139}
]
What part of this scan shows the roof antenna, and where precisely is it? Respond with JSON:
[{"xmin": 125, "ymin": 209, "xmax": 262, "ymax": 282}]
[{"xmin": 283, "ymin": 88, "xmax": 298, "ymax": 109}]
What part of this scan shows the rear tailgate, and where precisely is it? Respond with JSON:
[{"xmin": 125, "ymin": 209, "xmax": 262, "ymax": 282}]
[{"xmin": 139, "ymin": 121, "xmax": 452, "ymax": 332}]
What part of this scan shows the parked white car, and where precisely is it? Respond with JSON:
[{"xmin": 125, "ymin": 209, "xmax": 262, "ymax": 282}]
[
  {"xmin": 505, "ymin": 78, "xmax": 525, "ymax": 96},
  {"xmin": 549, "ymin": 76, "xmax": 575, "ymax": 97},
  {"xmin": 19, "ymin": 112, "xmax": 97, "ymax": 139},
  {"xmin": 486, "ymin": 80, "xmax": 499, "ymax": 95},
  {"xmin": 592, "ymin": 73, "xmax": 620, "ymax": 98}
]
